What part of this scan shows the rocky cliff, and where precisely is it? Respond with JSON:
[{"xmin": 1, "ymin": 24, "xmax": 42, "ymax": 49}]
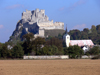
[{"xmin": 8, "ymin": 9, "xmax": 65, "ymax": 44}]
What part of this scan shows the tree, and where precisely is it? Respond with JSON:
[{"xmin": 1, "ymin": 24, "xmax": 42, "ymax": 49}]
[
  {"xmin": 69, "ymin": 29, "xmax": 81, "ymax": 40},
  {"xmin": 62, "ymin": 41, "xmax": 66, "ymax": 47},
  {"xmin": 22, "ymin": 33, "xmax": 34, "ymax": 54},
  {"xmin": 91, "ymin": 25, "xmax": 97, "ymax": 34},
  {"xmin": 36, "ymin": 46, "xmax": 49, "ymax": 55},
  {"xmin": 96, "ymin": 25, "xmax": 100, "ymax": 34},
  {"xmin": 0, "ymin": 43, "xmax": 3, "ymax": 58},
  {"xmin": 86, "ymin": 46, "xmax": 100, "ymax": 55},
  {"xmin": 63, "ymin": 47, "xmax": 68, "ymax": 55},
  {"xmin": 0, "ymin": 44, "xmax": 8, "ymax": 58},
  {"xmin": 23, "ymin": 33, "xmax": 34, "ymax": 42},
  {"xmin": 12, "ymin": 44, "xmax": 24, "ymax": 58},
  {"xmin": 35, "ymin": 45, "xmax": 60, "ymax": 55},
  {"xmin": 33, "ymin": 37, "xmax": 46, "ymax": 55},
  {"xmin": 22, "ymin": 41, "xmax": 33, "ymax": 55},
  {"xmin": 67, "ymin": 45, "xmax": 84, "ymax": 59},
  {"xmin": 83, "ymin": 28, "xmax": 89, "ymax": 33},
  {"xmin": 81, "ymin": 31, "xmax": 88, "ymax": 39},
  {"xmin": 74, "ymin": 45, "xmax": 84, "ymax": 58},
  {"xmin": 57, "ymin": 33, "xmax": 63, "ymax": 39},
  {"xmin": 7, "ymin": 50, "xmax": 13, "ymax": 58},
  {"xmin": 48, "ymin": 45, "xmax": 59, "ymax": 55},
  {"xmin": 67, "ymin": 46, "xmax": 75, "ymax": 58},
  {"xmin": 22, "ymin": 33, "xmax": 46, "ymax": 55},
  {"xmin": 46, "ymin": 37, "xmax": 63, "ymax": 51}
]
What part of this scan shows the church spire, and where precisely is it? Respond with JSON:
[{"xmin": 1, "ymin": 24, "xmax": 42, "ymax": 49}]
[{"xmin": 65, "ymin": 24, "xmax": 68, "ymax": 34}]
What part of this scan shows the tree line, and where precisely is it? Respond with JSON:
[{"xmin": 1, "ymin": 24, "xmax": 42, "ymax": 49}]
[
  {"xmin": 0, "ymin": 32, "xmax": 100, "ymax": 59},
  {"xmin": 69, "ymin": 25, "xmax": 100, "ymax": 44},
  {"xmin": 0, "ymin": 33, "xmax": 84, "ymax": 59}
]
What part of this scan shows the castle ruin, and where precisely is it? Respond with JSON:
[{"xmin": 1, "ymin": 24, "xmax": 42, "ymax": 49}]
[
  {"xmin": 8, "ymin": 9, "xmax": 65, "ymax": 43},
  {"xmin": 21, "ymin": 9, "xmax": 64, "ymax": 37}
]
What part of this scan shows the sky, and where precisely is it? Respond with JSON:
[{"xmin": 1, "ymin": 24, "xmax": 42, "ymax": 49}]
[{"xmin": 0, "ymin": 0, "xmax": 100, "ymax": 43}]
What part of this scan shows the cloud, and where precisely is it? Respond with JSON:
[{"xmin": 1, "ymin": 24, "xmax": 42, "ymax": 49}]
[
  {"xmin": 72, "ymin": 24, "xmax": 86, "ymax": 30},
  {"xmin": 67, "ymin": 0, "xmax": 87, "ymax": 11},
  {"xmin": 0, "ymin": 25, "xmax": 4, "ymax": 29},
  {"xmin": 59, "ymin": 0, "xmax": 87, "ymax": 12},
  {"xmin": 6, "ymin": 4, "xmax": 24, "ymax": 9},
  {"xmin": 59, "ymin": 7, "xmax": 65, "ymax": 11}
]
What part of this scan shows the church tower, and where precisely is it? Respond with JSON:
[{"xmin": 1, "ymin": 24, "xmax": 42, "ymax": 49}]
[{"xmin": 63, "ymin": 27, "xmax": 70, "ymax": 47}]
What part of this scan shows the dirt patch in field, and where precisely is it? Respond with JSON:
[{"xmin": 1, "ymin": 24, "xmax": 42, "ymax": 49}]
[{"xmin": 0, "ymin": 59, "xmax": 100, "ymax": 75}]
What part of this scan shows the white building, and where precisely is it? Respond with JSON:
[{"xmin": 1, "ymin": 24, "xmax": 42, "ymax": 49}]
[{"xmin": 63, "ymin": 28, "xmax": 70, "ymax": 47}]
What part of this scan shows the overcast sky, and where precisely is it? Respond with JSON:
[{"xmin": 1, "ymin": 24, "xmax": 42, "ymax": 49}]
[{"xmin": 0, "ymin": 0, "xmax": 100, "ymax": 43}]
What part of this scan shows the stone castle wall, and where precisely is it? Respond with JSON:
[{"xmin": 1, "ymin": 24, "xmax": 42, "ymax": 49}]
[
  {"xmin": 39, "ymin": 29, "xmax": 45, "ymax": 37},
  {"xmin": 21, "ymin": 9, "xmax": 64, "ymax": 30},
  {"xmin": 22, "ymin": 10, "xmax": 32, "ymax": 21}
]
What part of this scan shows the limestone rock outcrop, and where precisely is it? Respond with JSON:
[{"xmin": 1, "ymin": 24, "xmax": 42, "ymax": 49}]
[{"xmin": 8, "ymin": 9, "xmax": 65, "ymax": 43}]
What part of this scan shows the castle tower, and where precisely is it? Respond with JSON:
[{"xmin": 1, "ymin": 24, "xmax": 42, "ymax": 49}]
[{"xmin": 63, "ymin": 27, "xmax": 70, "ymax": 47}]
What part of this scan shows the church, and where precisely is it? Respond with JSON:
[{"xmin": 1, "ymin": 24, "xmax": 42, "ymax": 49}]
[{"xmin": 63, "ymin": 28, "xmax": 94, "ymax": 53}]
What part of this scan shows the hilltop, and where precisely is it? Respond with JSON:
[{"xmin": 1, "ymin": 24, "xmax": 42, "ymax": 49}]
[{"xmin": 8, "ymin": 9, "xmax": 65, "ymax": 44}]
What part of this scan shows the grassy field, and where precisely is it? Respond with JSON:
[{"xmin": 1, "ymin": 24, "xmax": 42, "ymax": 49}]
[{"xmin": 0, "ymin": 59, "xmax": 100, "ymax": 75}]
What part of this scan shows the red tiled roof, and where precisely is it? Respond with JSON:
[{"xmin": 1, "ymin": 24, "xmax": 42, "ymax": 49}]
[{"xmin": 70, "ymin": 40, "xmax": 94, "ymax": 46}]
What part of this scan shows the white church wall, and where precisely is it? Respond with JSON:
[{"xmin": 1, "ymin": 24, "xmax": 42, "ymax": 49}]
[{"xmin": 65, "ymin": 34, "xmax": 70, "ymax": 47}]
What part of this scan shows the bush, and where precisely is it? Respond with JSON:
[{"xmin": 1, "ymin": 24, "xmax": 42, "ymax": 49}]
[
  {"xmin": 67, "ymin": 45, "xmax": 84, "ymax": 59},
  {"xmin": 91, "ymin": 55, "xmax": 100, "ymax": 59},
  {"xmin": 86, "ymin": 46, "xmax": 100, "ymax": 55},
  {"xmin": 0, "ymin": 44, "xmax": 8, "ymax": 58}
]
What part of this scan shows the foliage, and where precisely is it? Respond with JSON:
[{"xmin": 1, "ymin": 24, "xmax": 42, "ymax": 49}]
[
  {"xmin": 62, "ymin": 41, "xmax": 66, "ymax": 47},
  {"xmin": 96, "ymin": 25, "xmax": 100, "ymax": 34},
  {"xmin": 35, "ymin": 45, "xmax": 60, "ymax": 55},
  {"xmin": 67, "ymin": 45, "xmax": 84, "ymax": 59},
  {"xmin": 0, "ymin": 33, "xmax": 64, "ymax": 58},
  {"xmin": 46, "ymin": 37, "xmax": 63, "ymax": 51},
  {"xmin": 5, "ymin": 24, "xmax": 100, "ymax": 59},
  {"xmin": 91, "ymin": 54, "xmax": 100, "ymax": 59},
  {"xmin": 38, "ymin": 46, "xmax": 49, "ymax": 55},
  {"xmin": 0, "ymin": 43, "xmax": 4, "ymax": 57},
  {"xmin": 23, "ymin": 33, "xmax": 34, "ymax": 42},
  {"xmin": 63, "ymin": 47, "xmax": 68, "ymax": 55},
  {"xmin": 33, "ymin": 37, "xmax": 46, "ymax": 55},
  {"xmin": 12, "ymin": 44, "xmax": 24, "ymax": 58},
  {"xmin": 0, "ymin": 44, "xmax": 8, "ymax": 58},
  {"xmin": 3, "ymin": 24, "xmax": 100, "ymax": 59},
  {"xmin": 69, "ymin": 30, "xmax": 81, "ymax": 40},
  {"xmin": 48, "ymin": 45, "xmax": 59, "ymax": 55},
  {"xmin": 68, "ymin": 25, "xmax": 100, "ymax": 44},
  {"xmin": 22, "ymin": 33, "xmax": 34, "ymax": 54},
  {"xmin": 86, "ymin": 46, "xmax": 100, "ymax": 55},
  {"xmin": 91, "ymin": 25, "xmax": 97, "ymax": 34}
]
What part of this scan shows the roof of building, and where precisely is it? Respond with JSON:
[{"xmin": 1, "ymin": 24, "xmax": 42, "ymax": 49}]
[{"xmin": 70, "ymin": 40, "xmax": 94, "ymax": 47}]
